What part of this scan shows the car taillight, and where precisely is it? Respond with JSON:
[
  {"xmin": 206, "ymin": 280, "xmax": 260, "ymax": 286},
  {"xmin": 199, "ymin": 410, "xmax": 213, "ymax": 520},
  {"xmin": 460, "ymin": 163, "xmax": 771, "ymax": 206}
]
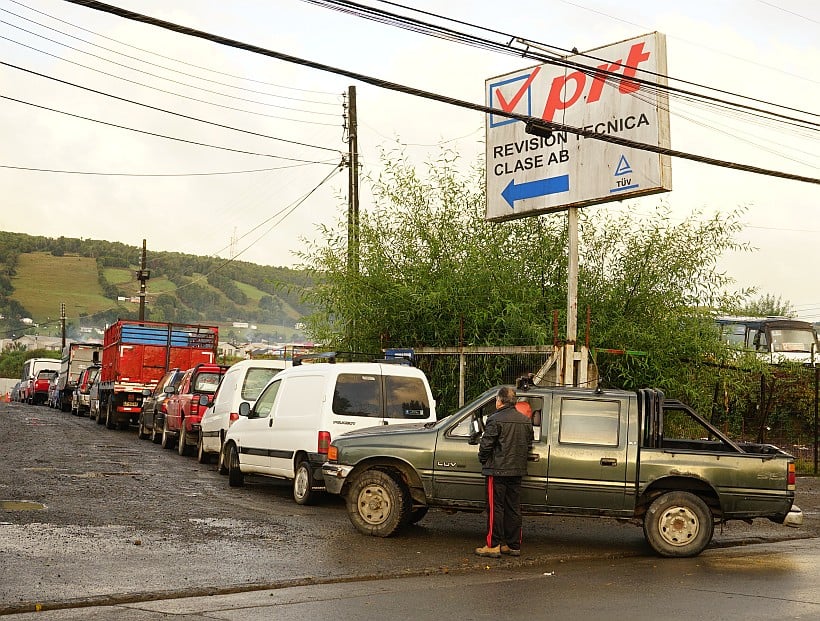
[
  {"xmin": 788, "ymin": 462, "xmax": 796, "ymax": 488},
  {"xmin": 318, "ymin": 431, "xmax": 331, "ymax": 455},
  {"xmin": 327, "ymin": 445, "xmax": 338, "ymax": 461},
  {"xmin": 191, "ymin": 399, "xmax": 200, "ymax": 416},
  {"xmin": 228, "ymin": 412, "xmax": 239, "ymax": 425}
]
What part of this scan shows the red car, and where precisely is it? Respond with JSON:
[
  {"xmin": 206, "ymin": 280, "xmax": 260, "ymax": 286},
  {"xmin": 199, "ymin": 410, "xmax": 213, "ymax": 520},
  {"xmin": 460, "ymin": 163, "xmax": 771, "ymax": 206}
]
[{"xmin": 162, "ymin": 363, "xmax": 229, "ymax": 455}]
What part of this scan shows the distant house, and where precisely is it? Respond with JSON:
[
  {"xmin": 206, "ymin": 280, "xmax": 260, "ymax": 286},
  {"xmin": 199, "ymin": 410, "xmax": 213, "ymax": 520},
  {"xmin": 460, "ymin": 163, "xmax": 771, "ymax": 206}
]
[
  {"xmin": 217, "ymin": 341, "xmax": 243, "ymax": 359},
  {"xmin": 14, "ymin": 335, "xmax": 66, "ymax": 352}
]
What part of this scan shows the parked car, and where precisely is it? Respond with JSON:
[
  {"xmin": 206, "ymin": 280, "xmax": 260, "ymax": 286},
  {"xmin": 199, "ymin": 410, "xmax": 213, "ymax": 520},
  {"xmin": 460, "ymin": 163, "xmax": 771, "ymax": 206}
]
[
  {"xmin": 162, "ymin": 363, "xmax": 229, "ymax": 455},
  {"xmin": 137, "ymin": 369, "xmax": 184, "ymax": 443},
  {"xmin": 199, "ymin": 359, "xmax": 290, "ymax": 466},
  {"xmin": 222, "ymin": 356, "xmax": 436, "ymax": 505},
  {"xmin": 71, "ymin": 365, "xmax": 100, "ymax": 417},
  {"xmin": 32, "ymin": 369, "xmax": 59, "ymax": 406}
]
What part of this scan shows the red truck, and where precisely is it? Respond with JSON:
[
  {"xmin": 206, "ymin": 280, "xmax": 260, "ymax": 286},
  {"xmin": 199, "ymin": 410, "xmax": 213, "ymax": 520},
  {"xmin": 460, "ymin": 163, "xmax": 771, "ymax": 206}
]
[
  {"xmin": 162, "ymin": 363, "xmax": 229, "ymax": 455},
  {"xmin": 96, "ymin": 320, "xmax": 219, "ymax": 430}
]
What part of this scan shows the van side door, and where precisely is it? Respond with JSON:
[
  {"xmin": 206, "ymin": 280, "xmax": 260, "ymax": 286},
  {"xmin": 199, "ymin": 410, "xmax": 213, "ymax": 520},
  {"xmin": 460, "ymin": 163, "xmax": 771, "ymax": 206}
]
[
  {"xmin": 235, "ymin": 379, "xmax": 282, "ymax": 473},
  {"xmin": 267, "ymin": 374, "xmax": 326, "ymax": 478}
]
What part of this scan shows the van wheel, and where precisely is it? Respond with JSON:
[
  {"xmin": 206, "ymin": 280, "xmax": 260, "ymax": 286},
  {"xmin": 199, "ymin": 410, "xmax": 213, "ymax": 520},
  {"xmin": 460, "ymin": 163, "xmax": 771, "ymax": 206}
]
[
  {"xmin": 196, "ymin": 434, "xmax": 211, "ymax": 464},
  {"xmin": 293, "ymin": 461, "xmax": 317, "ymax": 506},
  {"xmin": 217, "ymin": 441, "xmax": 228, "ymax": 475},
  {"xmin": 643, "ymin": 491, "xmax": 714, "ymax": 557},
  {"xmin": 346, "ymin": 469, "xmax": 410, "ymax": 537},
  {"xmin": 227, "ymin": 444, "xmax": 244, "ymax": 487}
]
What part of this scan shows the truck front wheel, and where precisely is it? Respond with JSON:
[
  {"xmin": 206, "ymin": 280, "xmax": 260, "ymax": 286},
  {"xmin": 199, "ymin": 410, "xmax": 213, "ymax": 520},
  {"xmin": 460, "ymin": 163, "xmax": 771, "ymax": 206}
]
[
  {"xmin": 346, "ymin": 469, "xmax": 410, "ymax": 537},
  {"xmin": 643, "ymin": 491, "xmax": 714, "ymax": 557}
]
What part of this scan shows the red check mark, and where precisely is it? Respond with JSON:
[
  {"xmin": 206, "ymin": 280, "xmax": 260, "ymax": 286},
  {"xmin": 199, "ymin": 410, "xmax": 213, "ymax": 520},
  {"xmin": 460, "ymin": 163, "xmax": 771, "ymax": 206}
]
[{"xmin": 494, "ymin": 66, "xmax": 541, "ymax": 113}]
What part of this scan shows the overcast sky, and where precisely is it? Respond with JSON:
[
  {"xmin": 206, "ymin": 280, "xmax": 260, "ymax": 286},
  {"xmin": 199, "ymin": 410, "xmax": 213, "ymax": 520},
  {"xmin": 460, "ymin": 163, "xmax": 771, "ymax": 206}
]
[{"xmin": 1, "ymin": 0, "xmax": 818, "ymax": 322}]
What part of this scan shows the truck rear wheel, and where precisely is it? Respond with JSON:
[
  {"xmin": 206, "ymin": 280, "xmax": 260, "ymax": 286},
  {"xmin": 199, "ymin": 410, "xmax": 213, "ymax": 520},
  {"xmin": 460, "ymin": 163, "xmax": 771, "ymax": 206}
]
[
  {"xmin": 346, "ymin": 469, "xmax": 410, "ymax": 537},
  {"xmin": 643, "ymin": 491, "xmax": 714, "ymax": 557}
]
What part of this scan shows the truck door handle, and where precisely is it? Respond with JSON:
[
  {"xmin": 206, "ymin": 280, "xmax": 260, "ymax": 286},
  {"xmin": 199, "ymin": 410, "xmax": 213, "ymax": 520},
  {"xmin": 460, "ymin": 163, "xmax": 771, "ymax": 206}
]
[
  {"xmin": 269, "ymin": 419, "xmax": 273, "ymax": 427},
  {"xmin": 527, "ymin": 453, "xmax": 540, "ymax": 462},
  {"xmin": 600, "ymin": 458, "xmax": 617, "ymax": 467}
]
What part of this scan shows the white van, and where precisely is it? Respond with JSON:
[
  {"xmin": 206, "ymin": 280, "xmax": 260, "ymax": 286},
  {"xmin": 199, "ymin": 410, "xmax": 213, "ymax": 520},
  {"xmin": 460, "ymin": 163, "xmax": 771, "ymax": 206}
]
[
  {"xmin": 198, "ymin": 359, "xmax": 290, "ymax": 465},
  {"xmin": 21, "ymin": 358, "xmax": 61, "ymax": 404},
  {"xmin": 222, "ymin": 359, "xmax": 436, "ymax": 505}
]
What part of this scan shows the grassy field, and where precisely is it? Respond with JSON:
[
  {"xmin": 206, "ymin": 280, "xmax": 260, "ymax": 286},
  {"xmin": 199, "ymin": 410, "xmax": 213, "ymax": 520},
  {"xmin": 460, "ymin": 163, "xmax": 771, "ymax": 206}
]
[
  {"xmin": 11, "ymin": 253, "xmax": 115, "ymax": 321},
  {"xmin": 9, "ymin": 253, "xmax": 305, "ymax": 330}
]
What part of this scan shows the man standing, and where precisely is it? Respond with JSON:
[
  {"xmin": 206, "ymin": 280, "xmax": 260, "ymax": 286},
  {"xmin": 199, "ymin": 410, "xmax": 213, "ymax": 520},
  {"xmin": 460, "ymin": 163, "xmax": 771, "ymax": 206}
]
[{"xmin": 475, "ymin": 386, "xmax": 534, "ymax": 558}]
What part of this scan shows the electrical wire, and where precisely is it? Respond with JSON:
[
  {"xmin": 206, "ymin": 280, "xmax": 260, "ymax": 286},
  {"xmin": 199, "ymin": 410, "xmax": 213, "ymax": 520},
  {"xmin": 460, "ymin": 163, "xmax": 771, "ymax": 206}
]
[
  {"xmin": 0, "ymin": 21, "xmax": 341, "ymax": 118},
  {"xmin": 1, "ymin": 60, "xmax": 343, "ymax": 155},
  {"xmin": 1, "ymin": 7, "xmax": 341, "ymax": 107},
  {"xmin": 58, "ymin": 0, "xmax": 820, "ymax": 186},
  {"xmin": 0, "ymin": 34, "xmax": 342, "ymax": 126},
  {"xmin": 0, "ymin": 162, "xmax": 332, "ymax": 176},
  {"xmin": 1, "ymin": 93, "xmax": 343, "ymax": 164},
  {"xmin": 10, "ymin": 0, "xmax": 341, "ymax": 96}
]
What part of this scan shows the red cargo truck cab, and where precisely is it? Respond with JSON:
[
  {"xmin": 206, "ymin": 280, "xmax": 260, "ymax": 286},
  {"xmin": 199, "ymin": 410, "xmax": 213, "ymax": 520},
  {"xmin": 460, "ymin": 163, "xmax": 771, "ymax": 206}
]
[{"xmin": 97, "ymin": 320, "xmax": 219, "ymax": 430}]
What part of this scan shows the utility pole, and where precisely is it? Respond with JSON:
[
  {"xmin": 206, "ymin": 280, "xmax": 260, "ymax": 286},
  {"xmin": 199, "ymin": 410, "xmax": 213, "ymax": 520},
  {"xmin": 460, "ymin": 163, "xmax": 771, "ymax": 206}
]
[
  {"xmin": 136, "ymin": 239, "xmax": 150, "ymax": 322},
  {"xmin": 60, "ymin": 302, "xmax": 66, "ymax": 349},
  {"xmin": 345, "ymin": 85, "xmax": 360, "ymax": 349},
  {"xmin": 346, "ymin": 85, "xmax": 360, "ymax": 276}
]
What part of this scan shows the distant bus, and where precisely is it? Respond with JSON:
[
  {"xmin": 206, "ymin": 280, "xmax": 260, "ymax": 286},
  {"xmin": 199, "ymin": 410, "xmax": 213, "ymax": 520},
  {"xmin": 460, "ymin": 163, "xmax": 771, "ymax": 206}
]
[{"xmin": 716, "ymin": 316, "xmax": 818, "ymax": 366}]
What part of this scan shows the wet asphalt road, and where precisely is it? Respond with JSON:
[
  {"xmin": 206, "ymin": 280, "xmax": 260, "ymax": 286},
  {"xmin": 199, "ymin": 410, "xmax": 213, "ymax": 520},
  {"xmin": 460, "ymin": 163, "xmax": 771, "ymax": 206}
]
[{"xmin": 2, "ymin": 400, "xmax": 819, "ymax": 615}]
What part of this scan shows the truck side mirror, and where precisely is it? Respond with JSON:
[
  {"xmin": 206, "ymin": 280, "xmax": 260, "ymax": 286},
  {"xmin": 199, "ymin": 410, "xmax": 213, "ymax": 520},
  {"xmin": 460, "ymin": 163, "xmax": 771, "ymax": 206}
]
[
  {"xmin": 468, "ymin": 417, "xmax": 482, "ymax": 445},
  {"xmin": 198, "ymin": 394, "xmax": 211, "ymax": 407},
  {"xmin": 164, "ymin": 385, "xmax": 176, "ymax": 395}
]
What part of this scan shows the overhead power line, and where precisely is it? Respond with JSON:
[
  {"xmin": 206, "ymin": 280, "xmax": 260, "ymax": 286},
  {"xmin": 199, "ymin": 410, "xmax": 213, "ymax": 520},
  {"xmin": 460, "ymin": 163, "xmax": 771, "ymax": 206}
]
[
  {"xmin": 310, "ymin": 0, "xmax": 819, "ymax": 130},
  {"xmin": 1, "ymin": 93, "xmax": 342, "ymax": 164},
  {"xmin": 10, "ymin": 0, "xmax": 341, "ymax": 96},
  {"xmin": 61, "ymin": 0, "xmax": 820, "ymax": 186},
  {"xmin": 1, "ymin": 59, "xmax": 343, "ymax": 154}
]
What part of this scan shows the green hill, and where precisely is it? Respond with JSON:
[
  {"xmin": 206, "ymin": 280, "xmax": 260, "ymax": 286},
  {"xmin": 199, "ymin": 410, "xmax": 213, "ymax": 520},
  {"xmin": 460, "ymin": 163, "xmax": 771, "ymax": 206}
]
[{"xmin": 0, "ymin": 231, "xmax": 314, "ymax": 343}]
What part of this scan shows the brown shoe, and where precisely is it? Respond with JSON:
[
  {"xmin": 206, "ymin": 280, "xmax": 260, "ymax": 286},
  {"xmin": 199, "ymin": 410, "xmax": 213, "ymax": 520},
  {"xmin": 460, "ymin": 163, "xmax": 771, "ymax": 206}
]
[
  {"xmin": 500, "ymin": 545, "xmax": 521, "ymax": 556},
  {"xmin": 474, "ymin": 545, "xmax": 501, "ymax": 558}
]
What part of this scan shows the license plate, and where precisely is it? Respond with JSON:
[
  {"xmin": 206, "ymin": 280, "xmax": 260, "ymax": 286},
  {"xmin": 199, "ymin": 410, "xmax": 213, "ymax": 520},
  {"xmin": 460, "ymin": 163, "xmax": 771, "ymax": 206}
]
[{"xmin": 123, "ymin": 401, "xmax": 139, "ymax": 407}]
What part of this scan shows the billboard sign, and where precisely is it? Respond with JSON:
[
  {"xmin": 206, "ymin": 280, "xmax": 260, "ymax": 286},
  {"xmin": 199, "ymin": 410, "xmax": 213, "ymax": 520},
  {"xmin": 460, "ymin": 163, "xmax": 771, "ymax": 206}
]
[{"xmin": 485, "ymin": 32, "xmax": 672, "ymax": 221}]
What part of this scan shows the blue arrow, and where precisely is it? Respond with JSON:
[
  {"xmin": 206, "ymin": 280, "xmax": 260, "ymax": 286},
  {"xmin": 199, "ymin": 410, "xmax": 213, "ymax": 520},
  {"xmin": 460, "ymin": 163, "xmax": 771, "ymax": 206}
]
[{"xmin": 501, "ymin": 174, "xmax": 570, "ymax": 209}]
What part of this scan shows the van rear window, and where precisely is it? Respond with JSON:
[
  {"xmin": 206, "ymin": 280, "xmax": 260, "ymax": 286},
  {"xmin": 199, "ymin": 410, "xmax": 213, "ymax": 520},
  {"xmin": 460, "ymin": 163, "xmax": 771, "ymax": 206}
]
[
  {"xmin": 332, "ymin": 374, "xmax": 431, "ymax": 419},
  {"xmin": 333, "ymin": 374, "xmax": 381, "ymax": 418},
  {"xmin": 384, "ymin": 376, "xmax": 431, "ymax": 419}
]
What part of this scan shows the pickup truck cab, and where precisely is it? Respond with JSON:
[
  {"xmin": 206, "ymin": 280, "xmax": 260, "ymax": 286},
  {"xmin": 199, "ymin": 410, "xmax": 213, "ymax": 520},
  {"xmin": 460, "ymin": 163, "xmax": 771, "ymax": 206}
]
[
  {"xmin": 163, "ymin": 363, "xmax": 229, "ymax": 455},
  {"xmin": 323, "ymin": 385, "xmax": 801, "ymax": 557}
]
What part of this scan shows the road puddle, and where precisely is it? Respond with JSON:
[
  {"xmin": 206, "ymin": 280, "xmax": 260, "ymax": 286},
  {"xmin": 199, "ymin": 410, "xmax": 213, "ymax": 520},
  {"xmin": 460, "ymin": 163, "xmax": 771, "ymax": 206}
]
[{"xmin": 0, "ymin": 500, "xmax": 47, "ymax": 511}]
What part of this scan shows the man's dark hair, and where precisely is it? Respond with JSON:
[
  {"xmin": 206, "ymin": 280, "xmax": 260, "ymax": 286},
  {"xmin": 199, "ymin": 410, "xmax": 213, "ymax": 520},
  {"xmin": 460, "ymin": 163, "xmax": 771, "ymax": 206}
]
[{"xmin": 497, "ymin": 386, "xmax": 517, "ymax": 407}]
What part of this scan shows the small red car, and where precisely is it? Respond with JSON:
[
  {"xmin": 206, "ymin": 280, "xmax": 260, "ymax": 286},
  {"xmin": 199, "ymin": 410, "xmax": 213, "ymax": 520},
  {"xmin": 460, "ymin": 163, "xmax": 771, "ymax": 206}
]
[{"xmin": 163, "ymin": 363, "xmax": 229, "ymax": 455}]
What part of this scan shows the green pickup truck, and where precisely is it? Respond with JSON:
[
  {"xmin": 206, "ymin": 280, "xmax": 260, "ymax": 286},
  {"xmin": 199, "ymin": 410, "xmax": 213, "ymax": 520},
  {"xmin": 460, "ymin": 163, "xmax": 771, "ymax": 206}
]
[{"xmin": 322, "ymin": 386, "xmax": 802, "ymax": 557}]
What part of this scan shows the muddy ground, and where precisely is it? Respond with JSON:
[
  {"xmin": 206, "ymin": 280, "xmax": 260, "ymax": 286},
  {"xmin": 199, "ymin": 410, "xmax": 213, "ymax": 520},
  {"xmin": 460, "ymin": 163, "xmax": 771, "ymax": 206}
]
[{"xmin": 2, "ymin": 400, "xmax": 819, "ymax": 614}]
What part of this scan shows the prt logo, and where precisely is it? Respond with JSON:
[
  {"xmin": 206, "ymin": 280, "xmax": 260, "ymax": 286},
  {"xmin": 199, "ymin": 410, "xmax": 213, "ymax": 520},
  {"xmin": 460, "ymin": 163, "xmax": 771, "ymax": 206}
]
[{"xmin": 542, "ymin": 42, "xmax": 653, "ymax": 122}]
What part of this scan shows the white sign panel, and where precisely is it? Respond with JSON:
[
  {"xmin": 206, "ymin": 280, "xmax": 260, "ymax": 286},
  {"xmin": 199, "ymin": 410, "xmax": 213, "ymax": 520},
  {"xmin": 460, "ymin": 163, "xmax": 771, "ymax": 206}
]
[{"xmin": 485, "ymin": 32, "xmax": 672, "ymax": 221}]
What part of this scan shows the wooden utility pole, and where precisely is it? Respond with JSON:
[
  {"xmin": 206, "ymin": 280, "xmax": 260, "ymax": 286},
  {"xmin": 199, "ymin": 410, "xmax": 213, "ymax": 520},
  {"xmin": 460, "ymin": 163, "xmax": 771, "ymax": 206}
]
[
  {"xmin": 60, "ymin": 302, "xmax": 66, "ymax": 349},
  {"xmin": 347, "ymin": 85, "xmax": 360, "ymax": 276},
  {"xmin": 136, "ymin": 239, "xmax": 150, "ymax": 322},
  {"xmin": 345, "ymin": 85, "xmax": 360, "ymax": 349}
]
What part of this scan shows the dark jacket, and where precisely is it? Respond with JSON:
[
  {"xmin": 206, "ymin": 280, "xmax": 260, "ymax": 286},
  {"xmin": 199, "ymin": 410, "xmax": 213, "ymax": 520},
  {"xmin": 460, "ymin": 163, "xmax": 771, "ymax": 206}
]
[{"xmin": 478, "ymin": 405, "xmax": 534, "ymax": 477}]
